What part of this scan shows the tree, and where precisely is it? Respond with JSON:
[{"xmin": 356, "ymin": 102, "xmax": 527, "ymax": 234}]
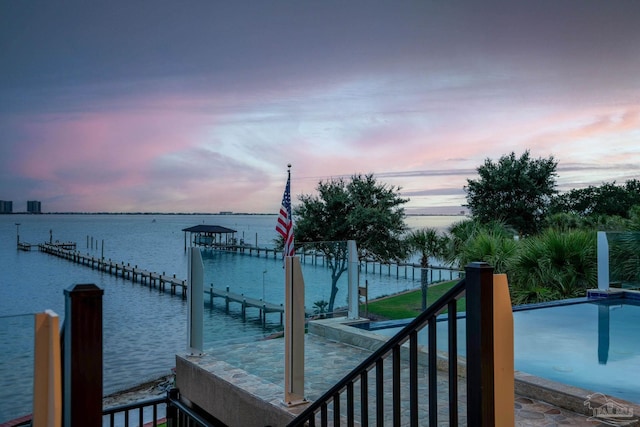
[
  {"xmin": 464, "ymin": 151, "xmax": 558, "ymax": 236},
  {"xmin": 509, "ymin": 229, "xmax": 596, "ymax": 304},
  {"xmin": 456, "ymin": 229, "xmax": 518, "ymax": 275},
  {"xmin": 550, "ymin": 180, "xmax": 640, "ymax": 219},
  {"xmin": 294, "ymin": 174, "xmax": 408, "ymax": 313},
  {"xmin": 442, "ymin": 219, "xmax": 514, "ymax": 267},
  {"xmin": 404, "ymin": 228, "xmax": 445, "ymax": 310}
]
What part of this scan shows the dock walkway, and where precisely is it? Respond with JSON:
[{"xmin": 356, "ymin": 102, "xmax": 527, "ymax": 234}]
[
  {"xmin": 36, "ymin": 242, "xmax": 291, "ymax": 324},
  {"xmin": 38, "ymin": 242, "xmax": 188, "ymax": 297},
  {"xmin": 200, "ymin": 242, "xmax": 463, "ymax": 283},
  {"xmin": 17, "ymin": 242, "xmax": 32, "ymax": 251},
  {"xmin": 206, "ymin": 285, "xmax": 288, "ymax": 324}
]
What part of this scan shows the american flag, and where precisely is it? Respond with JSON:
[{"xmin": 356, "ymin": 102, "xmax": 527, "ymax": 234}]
[{"xmin": 276, "ymin": 172, "xmax": 295, "ymax": 257}]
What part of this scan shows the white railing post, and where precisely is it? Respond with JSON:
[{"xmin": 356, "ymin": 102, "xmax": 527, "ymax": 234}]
[
  {"xmin": 188, "ymin": 247, "xmax": 204, "ymax": 355},
  {"xmin": 597, "ymin": 231, "xmax": 609, "ymax": 290},
  {"xmin": 347, "ymin": 240, "xmax": 359, "ymax": 319},
  {"xmin": 284, "ymin": 256, "xmax": 306, "ymax": 406}
]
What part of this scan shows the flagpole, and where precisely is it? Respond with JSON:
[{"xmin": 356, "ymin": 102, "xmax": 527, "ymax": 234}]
[
  {"xmin": 282, "ymin": 163, "xmax": 306, "ymax": 405},
  {"xmin": 286, "ymin": 163, "xmax": 293, "ymax": 395}
]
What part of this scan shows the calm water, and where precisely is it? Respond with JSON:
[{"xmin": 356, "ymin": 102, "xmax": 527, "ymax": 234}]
[{"xmin": 0, "ymin": 213, "xmax": 461, "ymax": 421}]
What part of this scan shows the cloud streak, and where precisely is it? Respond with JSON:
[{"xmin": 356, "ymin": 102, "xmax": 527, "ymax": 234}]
[{"xmin": 1, "ymin": 1, "xmax": 639, "ymax": 213}]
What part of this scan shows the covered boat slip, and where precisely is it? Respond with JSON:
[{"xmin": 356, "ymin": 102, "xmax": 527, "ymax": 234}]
[
  {"xmin": 182, "ymin": 223, "xmax": 283, "ymax": 258},
  {"xmin": 182, "ymin": 224, "xmax": 239, "ymax": 249}
]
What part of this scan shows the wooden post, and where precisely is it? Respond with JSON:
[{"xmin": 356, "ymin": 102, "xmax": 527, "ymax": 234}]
[
  {"xmin": 33, "ymin": 310, "xmax": 62, "ymax": 427},
  {"xmin": 63, "ymin": 284, "xmax": 103, "ymax": 427},
  {"xmin": 493, "ymin": 274, "xmax": 515, "ymax": 426}
]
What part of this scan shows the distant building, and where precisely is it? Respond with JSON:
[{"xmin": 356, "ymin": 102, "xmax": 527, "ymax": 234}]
[
  {"xmin": 0, "ymin": 200, "xmax": 13, "ymax": 214},
  {"xmin": 27, "ymin": 200, "xmax": 42, "ymax": 214}
]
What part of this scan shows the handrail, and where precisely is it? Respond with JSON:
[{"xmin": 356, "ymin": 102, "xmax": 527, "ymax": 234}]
[
  {"xmin": 102, "ymin": 388, "xmax": 228, "ymax": 427},
  {"xmin": 288, "ymin": 277, "xmax": 467, "ymax": 426},
  {"xmin": 102, "ymin": 396, "xmax": 166, "ymax": 416},
  {"xmin": 103, "ymin": 396, "xmax": 166, "ymax": 427}
]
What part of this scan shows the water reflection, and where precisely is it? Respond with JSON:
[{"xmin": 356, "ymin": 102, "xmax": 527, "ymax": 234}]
[{"xmin": 598, "ymin": 304, "xmax": 609, "ymax": 364}]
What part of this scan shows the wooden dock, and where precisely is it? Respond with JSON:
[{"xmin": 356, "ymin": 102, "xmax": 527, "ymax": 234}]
[
  {"xmin": 201, "ymin": 242, "xmax": 463, "ymax": 283},
  {"xmin": 17, "ymin": 242, "xmax": 32, "ymax": 251},
  {"xmin": 205, "ymin": 285, "xmax": 290, "ymax": 325},
  {"xmin": 36, "ymin": 242, "xmax": 290, "ymax": 324},
  {"xmin": 38, "ymin": 242, "xmax": 188, "ymax": 297}
]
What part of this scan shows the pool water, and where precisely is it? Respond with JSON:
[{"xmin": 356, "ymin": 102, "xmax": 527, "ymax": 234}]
[
  {"xmin": 515, "ymin": 299, "xmax": 640, "ymax": 404},
  {"xmin": 367, "ymin": 299, "xmax": 640, "ymax": 404}
]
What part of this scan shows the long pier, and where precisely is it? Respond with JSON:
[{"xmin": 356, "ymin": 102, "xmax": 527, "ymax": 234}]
[
  {"xmin": 198, "ymin": 242, "xmax": 463, "ymax": 283},
  {"xmin": 35, "ymin": 242, "xmax": 289, "ymax": 324},
  {"xmin": 38, "ymin": 242, "xmax": 188, "ymax": 297}
]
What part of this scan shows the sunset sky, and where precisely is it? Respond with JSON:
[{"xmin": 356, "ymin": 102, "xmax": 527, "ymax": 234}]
[{"xmin": 1, "ymin": 1, "xmax": 639, "ymax": 214}]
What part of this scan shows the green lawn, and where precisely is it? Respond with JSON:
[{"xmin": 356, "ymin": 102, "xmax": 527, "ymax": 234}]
[{"xmin": 362, "ymin": 280, "xmax": 465, "ymax": 320}]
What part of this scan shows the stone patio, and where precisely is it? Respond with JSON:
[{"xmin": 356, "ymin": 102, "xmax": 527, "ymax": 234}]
[{"xmin": 175, "ymin": 317, "xmax": 640, "ymax": 426}]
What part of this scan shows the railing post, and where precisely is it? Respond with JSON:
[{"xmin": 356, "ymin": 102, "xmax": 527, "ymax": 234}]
[
  {"xmin": 165, "ymin": 388, "xmax": 179, "ymax": 427},
  {"xmin": 63, "ymin": 284, "xmax": 104, "ymax": 427},
  {"xmin": 33, "ymin": 310, "xmax": 62, "ymax": 427},
  {"xmin": 465, "ymin": 262, "xmax": 495, "ymax": 426},
  {"xmin": 347, "ymin": 240, "xmax": 359, "ymax": 319},
  {"xmin": 187, "ymin": 248, "xmax": 204, "ymax": 355}
]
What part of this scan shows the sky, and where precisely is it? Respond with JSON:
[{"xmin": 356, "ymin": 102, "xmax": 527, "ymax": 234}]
[{"xmin": 1, "ymin": 1, "xmax": 639, "ymax": 214}]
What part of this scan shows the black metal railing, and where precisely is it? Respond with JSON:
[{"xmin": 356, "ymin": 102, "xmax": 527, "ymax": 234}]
[
  {"xmin": 103, "ymin": 388, "xmax": 228, "ymax": 427},
  {"xmin": 103, "ymin": 396, "xmax": 166, "ymax": 427},
  {"xmin": 288, "ymin": 262, "xmax": 496, "ymax": 427}
]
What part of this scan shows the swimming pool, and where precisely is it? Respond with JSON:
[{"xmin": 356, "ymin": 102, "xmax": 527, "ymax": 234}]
[{"xmin": 362, "ymin": 297, "xmax": 640, "ymax": 404}]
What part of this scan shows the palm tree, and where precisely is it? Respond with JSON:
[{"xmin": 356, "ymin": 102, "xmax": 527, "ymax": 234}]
[
  {"xmin": 443, "ymin": 219, "xmax": 515, "ymax": 268},
  {"xmin": 458, "ymin": 230, "xmax": 518, "ymax": 275},
  {"xmin": 405, "ymin": 228, "xmax": 445, "ymax": 310},
  {"xmin": 509, "ymin": 229, "xmax": 597, "ymax": 303}
]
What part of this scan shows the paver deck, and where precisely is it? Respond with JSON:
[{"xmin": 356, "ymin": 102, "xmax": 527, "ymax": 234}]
[{"xmin": 193, "ymin": 333, "xmax": 619, "ymax": 426}]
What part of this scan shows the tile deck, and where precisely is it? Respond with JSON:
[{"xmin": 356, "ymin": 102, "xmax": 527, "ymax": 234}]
[{"xmin": 189, "ymin": 331, "xmax": 625, "ymax": 426}]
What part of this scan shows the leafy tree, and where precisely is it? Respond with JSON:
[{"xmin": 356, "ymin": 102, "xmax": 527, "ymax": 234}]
[
  {"xmin": 404, "ymin": 228, "xmax": 445, "ymax": 310},
  {"xmin": 630, "ymin": 205, "xmax": 640, "ymax": 231},
  {"xmin": 464, "ymin": 151, "xmax": 558, "ymax": 236},
  {"xmin": 545, "ymin": 212, "xmax": 585, "ymax": 232},
  {"xmin": 550, "ymin": 180, "xmax": 640, "ymax": 219},
  {"xmin": 294, "ymin": 174, "xmax": 408, "ymax": 313}
]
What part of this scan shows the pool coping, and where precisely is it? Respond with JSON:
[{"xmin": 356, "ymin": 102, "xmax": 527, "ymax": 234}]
[{"xmin": 308, "ymin": 315, "xmax": 640, "ymax": 419}]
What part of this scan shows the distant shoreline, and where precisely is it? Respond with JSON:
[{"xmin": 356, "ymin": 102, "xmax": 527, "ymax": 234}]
[{"xmin": 3, "ymin": 212, "xmax": 467, "ymax": 217}]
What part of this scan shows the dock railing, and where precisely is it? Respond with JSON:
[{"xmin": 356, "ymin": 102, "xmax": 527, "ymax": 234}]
[{"xmin": 287, "ymin": 261, "xmax": 514, "ymax": 427}]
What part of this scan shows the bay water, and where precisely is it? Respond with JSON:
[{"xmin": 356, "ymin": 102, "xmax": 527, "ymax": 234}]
[{"xmin": 0, "ymin": 213, "xmax": 462, "ymax": 422}]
